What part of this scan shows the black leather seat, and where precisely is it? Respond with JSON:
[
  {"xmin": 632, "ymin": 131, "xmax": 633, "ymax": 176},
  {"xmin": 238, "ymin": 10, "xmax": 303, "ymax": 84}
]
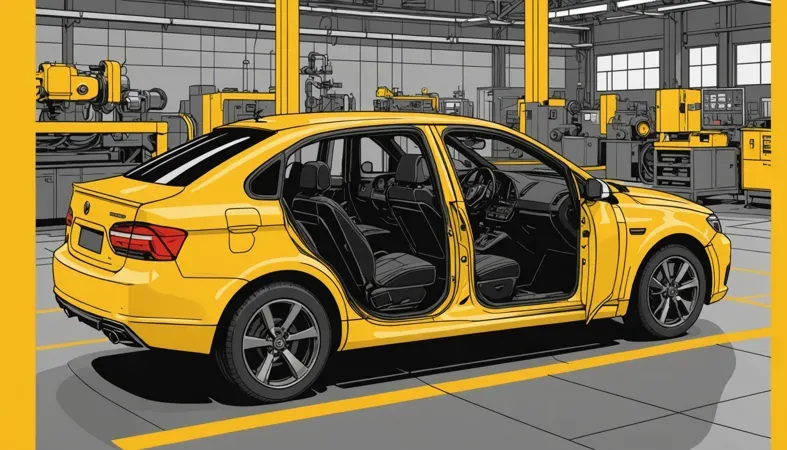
[
  {"xmin": 292, "ymin": 161, "xmax": 436, "ymax": 311},
  {"xmin": 475, "ymin": 254, "xmax": 520, "ymax": 303},
  {"xmin": 386, "ymin": 154, "xmax": 446, "ymax": 262},
  {"xmin": 283, "ymin": 161, "xmax": 304, "ymax": 206}
]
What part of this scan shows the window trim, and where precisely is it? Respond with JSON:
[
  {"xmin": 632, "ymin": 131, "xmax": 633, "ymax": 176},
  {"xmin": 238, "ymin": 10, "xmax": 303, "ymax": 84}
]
[
  {"xmin": 596, "ymin": 50, "xmax": 660, "ymax": 92},
  {"xmin": 735, "ymin": 41, "xmax": 771, "ymax": 86},
  {"xmin": 244, "ymin": 152, "xmax": 286, "ymax": 200}
]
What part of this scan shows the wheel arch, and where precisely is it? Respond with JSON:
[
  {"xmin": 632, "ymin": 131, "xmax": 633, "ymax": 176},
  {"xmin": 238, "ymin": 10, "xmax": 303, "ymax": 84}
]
[
  {"xmin": 626, "ymin": 233, "xmax": 713, "ymax": 309},
  {"xmin": 211, "ymin": 270, "xmax": 346, "ymax": 355}
]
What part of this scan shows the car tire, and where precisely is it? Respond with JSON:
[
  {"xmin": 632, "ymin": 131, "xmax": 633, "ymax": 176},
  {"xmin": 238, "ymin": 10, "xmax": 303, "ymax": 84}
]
[
  {"xmin": 214, "ymin": 282, "xmax": 332, "ymax": 403},
  {"xmin": 623, "ymin": 244, "xmax": 707, "ymax": 340}
]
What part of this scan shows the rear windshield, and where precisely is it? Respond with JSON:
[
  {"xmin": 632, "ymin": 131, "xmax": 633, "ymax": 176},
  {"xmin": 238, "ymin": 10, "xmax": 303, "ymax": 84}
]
[{"xmin": 125, "ymin": 128, "xmax": 274, "ymax": 186}]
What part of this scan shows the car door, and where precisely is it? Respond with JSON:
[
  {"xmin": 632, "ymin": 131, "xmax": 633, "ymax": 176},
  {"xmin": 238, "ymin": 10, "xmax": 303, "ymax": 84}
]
[{"xmin": 577, "ymin": 178, "xmax": 624, "ymax": 322}]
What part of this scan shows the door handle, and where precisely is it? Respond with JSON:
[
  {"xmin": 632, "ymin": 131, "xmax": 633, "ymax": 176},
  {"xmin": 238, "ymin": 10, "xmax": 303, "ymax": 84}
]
[{"xmin": 229, "ymin": 225, "xmax": 259, "ymax": 234}]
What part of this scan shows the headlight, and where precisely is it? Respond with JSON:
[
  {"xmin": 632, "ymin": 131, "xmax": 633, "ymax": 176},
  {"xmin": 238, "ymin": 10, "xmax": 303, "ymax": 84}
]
[{"xmin": 707, "ymin": 214, "xmax": 722, "ymax": 233}]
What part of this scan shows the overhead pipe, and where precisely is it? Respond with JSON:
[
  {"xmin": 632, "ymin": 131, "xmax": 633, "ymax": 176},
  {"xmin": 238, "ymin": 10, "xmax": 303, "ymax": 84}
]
[{"xmin": 36, "ymin": 9, "xmax": 592, "ymax": 49}]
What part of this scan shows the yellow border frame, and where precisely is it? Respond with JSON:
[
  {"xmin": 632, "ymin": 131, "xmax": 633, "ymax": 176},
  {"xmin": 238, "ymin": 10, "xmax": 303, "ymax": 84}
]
[
  {"xmin": 3, "ymin": 1, "xmax": 35, "ymax": 449},
  {"xmin": 9, "ymin": 4, "xmax": 782, "ymax": 450},
  {"xmin": 772, "ymin": 2, "xmax": 784, "ymax": 447}
]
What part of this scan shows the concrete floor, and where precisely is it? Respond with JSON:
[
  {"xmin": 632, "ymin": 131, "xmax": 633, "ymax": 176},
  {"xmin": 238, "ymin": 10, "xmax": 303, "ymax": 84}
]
[{"xmin": 36, "ymin": 200, "xmax": 771, "ymax": 450}]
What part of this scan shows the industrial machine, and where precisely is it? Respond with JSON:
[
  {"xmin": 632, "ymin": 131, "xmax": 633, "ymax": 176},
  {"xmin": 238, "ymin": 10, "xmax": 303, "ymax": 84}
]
[
  {"xmin": 741, "ymin": 117, "xmax": 771, "ymax": 207},
  {"xmin": 165, "ymin": 85, "xmax": 276, "ymax": 148},
  {"xmin": 373, "ymin": 87, "xmax": 439, "ymax": 113},
  {"xmin": 300, "ymin": 51, "xmax": 356, "ymax": 113},
  {"xmin": 439, "ymin": 89, "xmax": 475, "ymax": 117},
  {"xmin": 652, "ymin": 88, "xmax": 743, "ymax": 202},
  {"xmin": 36, "ymin": 60, "xmax": 168, "ymax": 222},
  {"xmin": 591, "ymin": 94, "xmax": 658, "ymax": 183}
]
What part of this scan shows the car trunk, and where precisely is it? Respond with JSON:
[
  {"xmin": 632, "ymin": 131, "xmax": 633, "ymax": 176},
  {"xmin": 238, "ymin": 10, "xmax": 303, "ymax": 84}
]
[{"xmin": 67, "ymin": 176, "xmax": 183, "ymax": 272}]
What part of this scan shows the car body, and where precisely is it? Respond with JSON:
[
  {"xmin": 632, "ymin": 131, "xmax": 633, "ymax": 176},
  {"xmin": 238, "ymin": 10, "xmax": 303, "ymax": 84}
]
[{"xmin": 53, "ymin": 112, "xmax": 731, "ymax": 401}]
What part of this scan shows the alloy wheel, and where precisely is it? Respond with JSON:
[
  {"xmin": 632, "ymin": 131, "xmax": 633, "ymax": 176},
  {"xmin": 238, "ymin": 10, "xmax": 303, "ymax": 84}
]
[
  {"xmin": 647, "ymin": 256, "xmax": 700, "ymax": 328},
  {"xmin": 242, "ymin": 299, "xmax": 321, "ymax": 389}
]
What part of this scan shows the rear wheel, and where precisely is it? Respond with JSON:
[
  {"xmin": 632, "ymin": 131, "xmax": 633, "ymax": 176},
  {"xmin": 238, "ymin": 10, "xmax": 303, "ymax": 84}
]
[
  {"xmin": 214, "ymin": 282, "xmax": 332, "ymax": 402},
  {"xmin": 624, "ymin": 245, "xmax": 706, "ymax": 339}
]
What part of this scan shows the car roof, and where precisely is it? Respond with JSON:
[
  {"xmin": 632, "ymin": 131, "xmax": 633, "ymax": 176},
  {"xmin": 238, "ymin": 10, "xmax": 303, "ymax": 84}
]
[{"xmin": 221, "ymin": 112, "xmax": 499, "ymax": 131}]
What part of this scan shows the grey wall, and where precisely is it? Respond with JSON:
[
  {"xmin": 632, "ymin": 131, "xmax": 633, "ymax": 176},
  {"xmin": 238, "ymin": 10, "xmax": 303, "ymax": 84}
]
[{"xmin": 591, "ymin": 3, "xmax": 770, "ymax": 119}]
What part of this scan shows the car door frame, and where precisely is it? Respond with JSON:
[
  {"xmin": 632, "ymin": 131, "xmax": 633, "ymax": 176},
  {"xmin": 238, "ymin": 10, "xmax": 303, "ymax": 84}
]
[
  {"xmin": 428, "ymin": 124, "xmax": 621, "ymax": 321},
  {"xmin": 281, "ymin": 124, "xmax": 465, "ymax": 322}
]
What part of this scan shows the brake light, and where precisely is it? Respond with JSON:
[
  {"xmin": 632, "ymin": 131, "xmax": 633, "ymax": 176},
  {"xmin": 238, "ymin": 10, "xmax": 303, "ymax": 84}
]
[
  {"xmin": 65, "ymin": 207, "xmax": 73, "ymax": 227},
  {"xmin": 109, "ymin": 222, "xmax": 187, "ymax": 261}
]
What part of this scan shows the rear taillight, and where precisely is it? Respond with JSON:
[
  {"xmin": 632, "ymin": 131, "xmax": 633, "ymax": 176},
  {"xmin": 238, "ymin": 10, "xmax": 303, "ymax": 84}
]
[
  {"xmin": 65, "ymin": 207, "xmax": 73, "ymax": 227},
  {"xmin": 109, "ymin": 222, "xmax": 187, "ymax": 261}
]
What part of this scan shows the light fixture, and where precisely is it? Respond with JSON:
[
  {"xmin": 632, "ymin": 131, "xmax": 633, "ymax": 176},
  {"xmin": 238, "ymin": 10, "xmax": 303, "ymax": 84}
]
[
  {"xmin": 744, "ymin": 0, "xmax": 771, "ymax": 4},
  {"xmin": 658, "ymin": 1, "xmax": 710, "ymax": 11},
  {"xmin": 568, "ymin": 4, "xmax": 608, "ymax": 15},
  {"xmin": 617, "ymin": 0, "xmax": 658, "ymax": 6}
]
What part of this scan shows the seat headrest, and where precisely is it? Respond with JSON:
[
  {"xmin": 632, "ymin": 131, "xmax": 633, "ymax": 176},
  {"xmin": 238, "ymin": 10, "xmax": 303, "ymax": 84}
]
[
  {"xmin": 300, "ymin": 161, "xmax": 331, "ymax": 192},
  {"xmin": 395, "ymin": 154, "xmax": 429, "ymax": 184}
]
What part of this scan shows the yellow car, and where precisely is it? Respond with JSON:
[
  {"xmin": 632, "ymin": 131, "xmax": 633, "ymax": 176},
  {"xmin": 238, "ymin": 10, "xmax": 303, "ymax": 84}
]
[{"xmin": 53, "ymin": 112, "xmax": 730, "ymax": 402}]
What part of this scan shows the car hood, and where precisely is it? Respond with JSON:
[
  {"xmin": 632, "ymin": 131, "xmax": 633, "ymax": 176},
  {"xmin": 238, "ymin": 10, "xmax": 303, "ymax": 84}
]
[{"xmin": 610, "ymin": 182, "xmax": 713, "ymax": 215}]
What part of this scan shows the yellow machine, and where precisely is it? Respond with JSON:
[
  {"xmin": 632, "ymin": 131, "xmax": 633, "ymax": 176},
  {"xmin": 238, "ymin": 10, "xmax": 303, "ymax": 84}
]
[
  {"xmin": 651, "ymin": 88, "xmax": 743, "ymax": 202},
  {"xmin": 374, "ymin": 87, "xmax": 440, "ymax": 112},
  {"xmin": 741, "ymin": 121, "xmax": 772, "ymax": 207},
  {"xmin": 36, "ymin": 60, "xmax": 169, "ymax": 222}
]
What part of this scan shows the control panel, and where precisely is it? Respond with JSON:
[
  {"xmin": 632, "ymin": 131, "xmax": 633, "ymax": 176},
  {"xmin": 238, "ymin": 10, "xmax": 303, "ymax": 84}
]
[
  {"xmin": 486, "ymin": 200, "xmax": 515, "ymax": 222},
  {"xmin": 702, "ymin": 88, "xmax": 745, "ymax": 129}
]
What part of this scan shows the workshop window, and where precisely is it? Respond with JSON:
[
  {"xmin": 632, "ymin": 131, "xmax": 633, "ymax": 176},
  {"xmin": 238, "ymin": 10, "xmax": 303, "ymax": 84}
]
[
  {"xmin": 596, "ymin": 51, "xmax": 660, "ymax": 92},
  {"xmin": 549, "ymin": 56, "xmax": 566, "ymax": 89},
  {"xmin": 689, "ymin": 46, "xmax": 718, "ymax": 88},
  {"xmin": 736, "ymin": 42, "xmax": 771, "ymax": 86}
]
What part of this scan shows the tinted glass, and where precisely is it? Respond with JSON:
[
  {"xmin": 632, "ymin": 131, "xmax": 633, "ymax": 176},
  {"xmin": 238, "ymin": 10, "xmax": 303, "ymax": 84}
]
[
  {"xmin": 249, "ymin": 158, "xmax": 282, "ymax": 197},
  {"xmin": 125, "ymin": 128, "xmax": 274, "ymax": 186}
]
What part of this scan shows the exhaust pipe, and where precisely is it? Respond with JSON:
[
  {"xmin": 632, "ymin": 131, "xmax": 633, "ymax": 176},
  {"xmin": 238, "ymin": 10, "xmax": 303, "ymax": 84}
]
[{"xmin": 104, "ymin": 329, "xmax": 120, "ymax": 344}]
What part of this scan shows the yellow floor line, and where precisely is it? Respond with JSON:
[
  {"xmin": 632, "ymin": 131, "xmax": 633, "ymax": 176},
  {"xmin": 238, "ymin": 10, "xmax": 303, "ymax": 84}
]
[
  {"xmin": 36, "ymin": 338, "xmax": 108, "ymax": 352},
  {"xmin": 37, "ymin": 307, "xmax": 63, "ymax": 314},
  {"xmin": 112, "ymin": 327, "xmax": 770, "ymax": 450},
  {"xmin": 731, "ymin": 267, "xmax": 770, "ymax": 276},
  {"xmin": 725, "ymin": 295, "xmax": 771, "ymax": 308}
]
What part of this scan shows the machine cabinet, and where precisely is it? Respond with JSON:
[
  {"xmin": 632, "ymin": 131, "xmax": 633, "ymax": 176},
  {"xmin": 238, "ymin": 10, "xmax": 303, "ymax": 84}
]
[{"xmin": 654, "ymin": 147, "xmax": 740, "ymax": 202}]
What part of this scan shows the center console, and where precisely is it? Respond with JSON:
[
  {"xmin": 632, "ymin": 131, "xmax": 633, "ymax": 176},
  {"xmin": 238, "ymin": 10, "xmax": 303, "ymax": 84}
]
[{"xmin": 486, "ymin": 199, "xmax": 515, "ymax": 222}]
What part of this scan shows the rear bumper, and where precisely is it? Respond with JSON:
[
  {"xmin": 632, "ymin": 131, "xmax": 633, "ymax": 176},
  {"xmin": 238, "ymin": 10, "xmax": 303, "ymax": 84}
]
[
  {"xmin": 52, "ymin": 244, "xmax": 237, "ymax": 354},
  {"xmin": 706, "ymin": 232, "xmax": 731, "ymax": 304}
]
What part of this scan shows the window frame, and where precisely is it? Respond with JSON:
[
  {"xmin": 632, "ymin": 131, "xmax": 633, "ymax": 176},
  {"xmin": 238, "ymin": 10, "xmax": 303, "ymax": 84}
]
[
  {"xmin": 735, "ymin": 41, "xmax": 771, "ymax": 86},
  {"xmin": 596, "ymin": 50, "xmax": 660, "ymax": 92},
  {"xmin": 688, "ymin": 45, "xmax": 718, "ymax": 88}
]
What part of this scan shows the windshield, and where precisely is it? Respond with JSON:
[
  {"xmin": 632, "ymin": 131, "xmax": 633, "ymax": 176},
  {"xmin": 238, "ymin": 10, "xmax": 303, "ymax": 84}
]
[{"xmin": 444, "ymin": 131, "xmax": 558, "ymax": 176}]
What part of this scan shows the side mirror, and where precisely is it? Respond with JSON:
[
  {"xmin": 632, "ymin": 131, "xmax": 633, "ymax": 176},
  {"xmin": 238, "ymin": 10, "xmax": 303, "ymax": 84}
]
[
  {"xmin": 361, "ymin": 161, "xmax": 374, "ymax": 173},
  {"xmin": 453, "ymin": 158, "xmax": 471, "ymax": 169},
  {"xmin": 585, "ymin": 179, "xmax": 611, "ymax": 201}
]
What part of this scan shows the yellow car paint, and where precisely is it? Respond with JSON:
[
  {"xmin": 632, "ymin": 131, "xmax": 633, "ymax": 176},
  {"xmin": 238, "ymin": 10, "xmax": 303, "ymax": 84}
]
[{"xmin": 52, "ymin": 112, "xmax": 730, "ymax": 355}]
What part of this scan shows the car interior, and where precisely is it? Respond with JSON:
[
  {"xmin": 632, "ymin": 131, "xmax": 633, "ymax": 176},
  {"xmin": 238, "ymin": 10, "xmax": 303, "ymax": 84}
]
[
  {"xmin": 280, "ymin": 127, "xmax": 580, "ymax": 318},
  {"xmin": 444, "ymin": 130, "xmax": 580, "ymax": 305}
]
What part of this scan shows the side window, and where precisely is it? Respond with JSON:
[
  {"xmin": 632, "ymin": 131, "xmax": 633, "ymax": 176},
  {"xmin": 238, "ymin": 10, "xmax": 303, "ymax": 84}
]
[
  {"xmin": 360, "ymin": 138, "xmax": 390, "ymax": 174},
  {"xmin": 248, "ymin": 157, "xmax": 283, "ymax": 198}
]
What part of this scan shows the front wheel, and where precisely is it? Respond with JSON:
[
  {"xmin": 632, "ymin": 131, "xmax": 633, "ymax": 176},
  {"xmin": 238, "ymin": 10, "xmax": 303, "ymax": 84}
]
[
  {"xmin": 624, "ymin": 245, "xmax": 707, "ymax": 339},
  {"xmin": 214, "ymin": 282, "xmax": 332, "ymax": 403}
]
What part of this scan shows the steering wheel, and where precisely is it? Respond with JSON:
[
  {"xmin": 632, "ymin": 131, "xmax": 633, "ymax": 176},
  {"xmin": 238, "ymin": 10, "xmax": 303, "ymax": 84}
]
[{"xmin": 461, "ymin": 167, "xmax": 497, "ymax": 215}]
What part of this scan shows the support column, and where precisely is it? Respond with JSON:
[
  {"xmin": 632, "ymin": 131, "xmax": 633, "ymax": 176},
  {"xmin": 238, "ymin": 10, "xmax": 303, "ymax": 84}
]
[
  {"xmin": 492, "ymin": 46, "xmax": 506, "ymax": 87},
  {"xmin": 524, "ymin": 0, "xmax": 548, "ymax": 104},
  {"xmin": 62, "ymin": 0, "xmax": 74, "ymax": 64},
  {"xmin": 275, "ymin": 0, "xmax": 299, "ymax": 114}
]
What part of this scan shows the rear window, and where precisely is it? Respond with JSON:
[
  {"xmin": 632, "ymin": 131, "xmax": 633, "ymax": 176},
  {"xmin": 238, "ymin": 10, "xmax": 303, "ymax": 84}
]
[{"xmin": 125, "ymin": 128, "xmax": 274, "ymax": 186}]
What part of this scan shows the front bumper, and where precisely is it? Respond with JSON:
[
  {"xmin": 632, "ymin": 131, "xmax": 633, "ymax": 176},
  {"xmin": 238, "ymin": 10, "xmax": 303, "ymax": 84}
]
[
  {"xmin": 706, "ymin": 232, "xmax": 731, "ymax": 304},
  {"xmin": 52, "ymin": 244, "xmax": 235, "ymax": 354}
]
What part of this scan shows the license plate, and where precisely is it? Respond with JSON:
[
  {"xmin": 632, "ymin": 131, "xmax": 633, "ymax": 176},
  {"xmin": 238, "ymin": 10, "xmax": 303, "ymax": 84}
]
[{"xmin": 78, "ymin": 226, "xmax": 104, "ymax": 254}]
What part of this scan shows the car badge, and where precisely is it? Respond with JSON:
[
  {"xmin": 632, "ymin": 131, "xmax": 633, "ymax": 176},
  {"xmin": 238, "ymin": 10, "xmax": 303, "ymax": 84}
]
[{"xmin": 83, "ymin": 201, "xmax": 91, "ymax": 215}]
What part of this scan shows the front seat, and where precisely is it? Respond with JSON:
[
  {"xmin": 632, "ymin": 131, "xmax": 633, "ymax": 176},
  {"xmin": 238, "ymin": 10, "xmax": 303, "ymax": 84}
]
[
  {"xmin": 474, "ymin": 254, "xmax": 520, "ymax": 303},
  {"xmin": 292, "ymin": 161, "xmax": 437, "ymax": 312},
  {"xmin": 386, "ymin": 154, "xmax": 446, "ymax": 262}
]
